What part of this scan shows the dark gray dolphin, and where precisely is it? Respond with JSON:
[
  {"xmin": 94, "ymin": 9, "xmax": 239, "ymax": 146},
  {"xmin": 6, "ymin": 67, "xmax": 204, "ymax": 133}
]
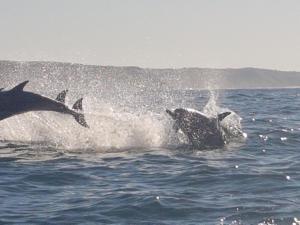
[
  {"xmin": 0, "ymin": 81, "xmax": 89, "ymax": 128},
  {"xmin": 166, "ymin": 108, "xmax": 231, "ymax": 149}
]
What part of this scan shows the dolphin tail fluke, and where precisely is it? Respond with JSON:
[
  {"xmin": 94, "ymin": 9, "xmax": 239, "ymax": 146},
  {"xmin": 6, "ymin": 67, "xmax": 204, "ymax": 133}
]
[
  {"xmin": 73, "ymin": 112, "xmax": 89, "ymax": 128},
  {"xmin": 72, "ymin": 98, "xmax": 89, "ymax": 128}
]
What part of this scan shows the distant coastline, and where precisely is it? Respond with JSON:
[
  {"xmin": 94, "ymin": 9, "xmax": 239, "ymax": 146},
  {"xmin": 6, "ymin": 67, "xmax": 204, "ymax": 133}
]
[{"xmin": 1, "ymin": 60, "xmax": 300, "ymax": 90}]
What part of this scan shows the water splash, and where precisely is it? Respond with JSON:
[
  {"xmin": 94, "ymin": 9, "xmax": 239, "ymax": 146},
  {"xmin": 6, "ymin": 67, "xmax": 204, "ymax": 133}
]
[
  {"xmin": 0, "ymin": 61, "xmax": 245, "ymax": 151},
  {"xmin": 201, "ymin": 90, "xmax": 245, "ymax": 140},
  {"xmin": 0, "ymin": 105, "xmax": 169, "ymax": 151}
]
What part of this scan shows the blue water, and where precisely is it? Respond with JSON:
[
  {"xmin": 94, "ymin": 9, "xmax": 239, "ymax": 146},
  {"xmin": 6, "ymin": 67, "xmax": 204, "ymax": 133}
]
[{"xmin": 1, "ymin": 88, "xmax": 300, "ymax": 225}]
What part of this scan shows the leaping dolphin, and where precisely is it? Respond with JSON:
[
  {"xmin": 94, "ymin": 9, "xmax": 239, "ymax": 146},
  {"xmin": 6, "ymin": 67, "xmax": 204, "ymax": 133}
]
[
  {"xmin": 0, "ymin": 81, "xmax": 89, "ymax": 128},
  {"xmin": 166, "ymin": 108, "xmax": 231, "ymax": 149}
]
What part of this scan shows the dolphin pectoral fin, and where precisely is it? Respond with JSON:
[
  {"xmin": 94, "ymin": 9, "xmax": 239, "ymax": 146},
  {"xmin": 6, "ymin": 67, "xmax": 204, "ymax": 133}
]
[
  {"xmin": 56, "ymin": 90, "xmax": 68, "ymax": 103},
  {"xmin": 218, "ymin": 112, "xmax": 231, "ymax": 121},
  {"xmin": 73, "ymin": 98, "xmax": 83, "ymax": 111},
  {"xmin": 11, "ymin": 81, "xmax": 29, "ymax": 92}
]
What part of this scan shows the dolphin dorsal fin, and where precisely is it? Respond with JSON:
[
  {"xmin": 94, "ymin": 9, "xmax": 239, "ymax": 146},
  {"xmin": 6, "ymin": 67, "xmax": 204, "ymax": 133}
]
[
  {"xmin": 72, "ymin": 98, "xmax": 83, "ymax": 111},
  {"xmin": 218, "ymin": 112, "xmax": 231, "ymax": 121},
  {"xmin": 11, "ymin": 81, "xmax": 29, "ymax": 92},
  {"xmin": 56, "ymin": 90, "xmax": 68, "ymax": 103}
]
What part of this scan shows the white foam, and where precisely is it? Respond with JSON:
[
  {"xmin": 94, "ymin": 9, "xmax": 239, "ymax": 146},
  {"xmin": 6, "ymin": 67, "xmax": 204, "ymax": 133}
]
[{"xmin": 0, "ymin": 102, "xmax": 170, "ymax": 151}]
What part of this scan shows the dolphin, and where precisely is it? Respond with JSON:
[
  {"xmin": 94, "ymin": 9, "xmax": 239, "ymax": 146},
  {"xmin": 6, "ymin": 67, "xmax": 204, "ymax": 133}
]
[
  {"xmin": 166, "ymin": 108, "xmax": 231, "ymax": 149},
  {"xmin": 0, "ymin": 81, "xmax": 89, "ymax": 128}
]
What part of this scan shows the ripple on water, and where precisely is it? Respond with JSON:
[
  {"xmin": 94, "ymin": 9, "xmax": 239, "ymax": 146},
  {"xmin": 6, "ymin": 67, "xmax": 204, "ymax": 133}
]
[{"xmin": 1, "ymin": 89, "xmax": 300, "ymax": 224}]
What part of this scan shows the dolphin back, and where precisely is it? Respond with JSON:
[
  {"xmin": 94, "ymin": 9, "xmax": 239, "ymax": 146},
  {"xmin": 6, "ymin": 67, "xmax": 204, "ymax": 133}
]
[
  {"xmin": 0, "ymin": 80, "xmax": 90, "ymax": 128},
  {"xmin": 166, "ymin": 107, "xmax": 230, "ymax": 149}
]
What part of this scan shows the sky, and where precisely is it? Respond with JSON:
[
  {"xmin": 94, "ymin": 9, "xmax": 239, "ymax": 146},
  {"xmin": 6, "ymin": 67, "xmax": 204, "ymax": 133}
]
[{"xmin": 0, "ymin": 0, "xmax": 300, "ymax": 71}]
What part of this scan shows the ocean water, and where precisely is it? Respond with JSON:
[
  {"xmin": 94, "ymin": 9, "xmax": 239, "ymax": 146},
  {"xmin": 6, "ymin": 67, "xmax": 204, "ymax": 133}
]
[{"xmin": 1, "ymin": 86, "xmax": 300, "ymax": 225}]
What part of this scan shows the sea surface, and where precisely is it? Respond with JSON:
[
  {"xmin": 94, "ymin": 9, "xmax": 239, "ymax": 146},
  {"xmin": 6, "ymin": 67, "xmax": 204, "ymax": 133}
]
[{"xmin": 1, "ymin": 88, "xmax": 300, "ymax": 225}]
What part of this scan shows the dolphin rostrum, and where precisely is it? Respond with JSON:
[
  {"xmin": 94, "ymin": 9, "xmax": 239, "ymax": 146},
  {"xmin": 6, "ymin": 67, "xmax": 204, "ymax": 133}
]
[
  {"xmin": 0, "ymin": 81, "xmax": 89, "ymax": 128},
  {"xmin": 166, "ymin": 108, "xmax": 231, "ymax": 149}
]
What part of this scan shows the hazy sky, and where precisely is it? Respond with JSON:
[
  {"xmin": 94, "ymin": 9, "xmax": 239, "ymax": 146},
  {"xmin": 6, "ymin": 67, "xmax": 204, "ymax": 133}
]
[{"xmin": 1, "ymin": 0, "xmax": 300, "ymax": 70}]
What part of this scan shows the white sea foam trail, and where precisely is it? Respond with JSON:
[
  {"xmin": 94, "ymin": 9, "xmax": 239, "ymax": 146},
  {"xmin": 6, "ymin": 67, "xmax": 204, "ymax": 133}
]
[{"xmin": 0, "ymin": 102, "xmax": 170, "ymax": 151}]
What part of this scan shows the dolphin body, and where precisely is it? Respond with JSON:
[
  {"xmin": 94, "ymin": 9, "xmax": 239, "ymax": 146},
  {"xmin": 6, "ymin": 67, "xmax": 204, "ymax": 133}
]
[
  {"xmin": 0, "ymin": 81, "xmax": 89, "ymax": 128},
  {"xmin": 166, "ymin": 108, "xmax": 231, "ymax": 149}
]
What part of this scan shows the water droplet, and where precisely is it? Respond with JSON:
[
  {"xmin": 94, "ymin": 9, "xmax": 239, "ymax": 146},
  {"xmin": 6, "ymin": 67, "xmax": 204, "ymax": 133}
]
[
  {"xmin": 156, "ymin": 196, "xmax": 160, "ymax": 200},
  {"xmin": 235, "ymin": 165, "xmax": 239, "ymax": 169},
  {"xmin": 220, "ymin": 217, "xmax": 226, "ymax": 224},
  {"xmin": 286, "ymin": 175, "xmax": 291, "ymax": 180},
  {"xmin": 259, "ymin": 134, "xmax": 268, "ymax": 141},
  {"xmin": 281, "ymin": 137, "xmax": 287, "ymax": 141}
]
